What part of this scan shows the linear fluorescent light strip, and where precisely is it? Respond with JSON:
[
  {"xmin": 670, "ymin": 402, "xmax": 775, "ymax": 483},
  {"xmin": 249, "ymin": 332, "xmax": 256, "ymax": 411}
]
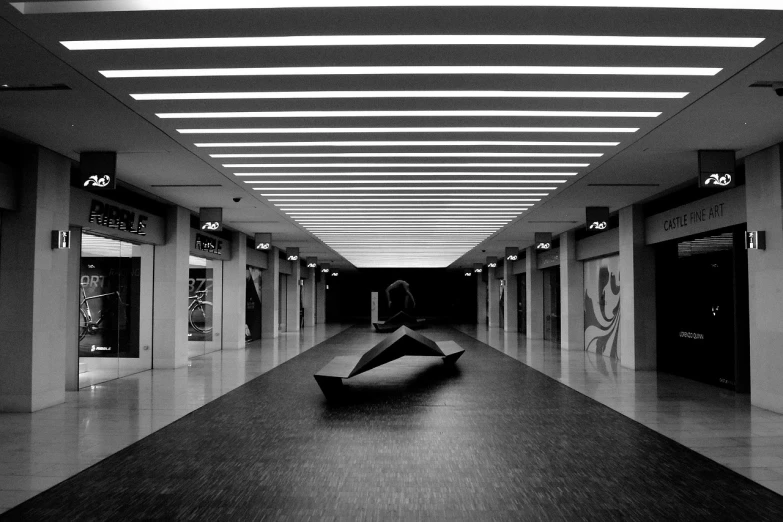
[
  {"xmin": 274, "ymin": 198, "xmax": 540, "ymax": 201},
  {"xmin": 187, "ymin": 127, "xmax": 639, "ymax": 134},
  {"xmin": 246, "ymin": 180, "xmax": 568, "ymax": 183},
  {"xmin": 265, "ymin": 193, "xmax": 550, "ymax": 196},
  {"xmin": 16, "ymin": 1, "xmax": 783, "ymax": 14},
  {"xmin": 139, "ymin": 91, "xmax": 685, "ymax": 101},
  {"xmin": 161, "ymin": 110, "xmax": 660, "ymax": 118},
  {"xmin": 65, "ymin": 35, "xmax": 763, "ymax": 50},
  {"xmin": 257, "ymin": 187, "xmax": 556, "ymax": 191},
  {"xmin": 107, "ymin": 66, "xmax": 720, "ymax": 78},
  {"xmin": 196, "ymin": 140, "xmax": 619, "ymax": 147},
  {"xmin": 229, "ymin": 163, "xmax": 589, "ymax": 168},
  {"xmin": 220, "ymin": 153, "xmax": 603, "ymax": 158},
  {"xmin": 242, "ymin": 172, "xmax": 576, "ymax": 177}
]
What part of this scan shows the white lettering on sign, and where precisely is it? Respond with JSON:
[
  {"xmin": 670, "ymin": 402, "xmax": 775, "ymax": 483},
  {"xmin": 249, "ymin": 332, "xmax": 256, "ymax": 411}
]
[
  {"xmin": 201, "ymin": 221, "xmax": 220, "ymax": 231},
  {"xmin": 88, "ymin": 199, "xmax": 148, "ymax": 236},
  {"xmin": 589, "ymin": 221, "xmax": 608, "ymax": 230},
  {"xmin": 194, "ymin": 233, "xmax": 223, "ymax": 255},
  {"xmin": 679, "ymin": 331, "xmax": 705, "ymax": 340},
  {"xmin": 84, "ymin": 174, "xmax": 111, "ymax": 188}
]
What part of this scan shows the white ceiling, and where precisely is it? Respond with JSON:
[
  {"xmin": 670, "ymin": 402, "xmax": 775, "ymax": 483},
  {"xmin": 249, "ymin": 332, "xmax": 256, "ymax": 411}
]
[{"xmin": 2, "ymin": 1, "xmax": 783, "ymax": 269}]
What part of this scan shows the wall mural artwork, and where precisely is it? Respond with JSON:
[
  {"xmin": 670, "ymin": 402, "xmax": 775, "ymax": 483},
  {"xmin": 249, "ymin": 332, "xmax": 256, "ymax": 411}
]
[{"xmin": 584, "ymin": 256, "xmax": 621, "ymax": 359}]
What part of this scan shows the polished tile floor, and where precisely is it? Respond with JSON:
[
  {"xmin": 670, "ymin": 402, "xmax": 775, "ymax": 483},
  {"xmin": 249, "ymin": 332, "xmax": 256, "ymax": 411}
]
[
  {"xmin": 455, "ymin": 324, "xmax": 783, "ymax": 496},
  {"xmin": 0, "ymin": 324, "xmax": 351, "ymax": 513}
]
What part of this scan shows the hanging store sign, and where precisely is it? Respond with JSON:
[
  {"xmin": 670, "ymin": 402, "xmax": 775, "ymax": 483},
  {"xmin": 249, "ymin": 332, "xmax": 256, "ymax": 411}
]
[
  {"xmin": 645, "ymin": 186, "xmax": 746, "ymax": 245},
  {"xmin": 586, "ymin": 207, "xmax": 610, "ymax": 233},
  {"xmin": 80, "ymin": 151, "xmax": 117, "ymax": 190},
  {"xmin": 698, "ymin": 150, "xmax": 736, "ymax": 189},
  {"xmin": 535, "ymin": 232, "xmax": 553, "ymax": 250},
  {"xmin": 505, "ymin": 247, "xmax": 519, "ymax": 261},
  {"xmin": 486, "ymin": 256, "xmax": 497, "ymax": 268},
  {"xmin": 70, "ymin": 189, "xmax": 164, "ymax": 245},
  {"xmin": 254, "ymin": 233, "xmax": 271, "ymax": 250},
  {"xmin": 190, "ymin": 229, "xmax": 232, "ymax": 261},
  {"xmin": 286, "ymin": 247, "xmax": 299, "ymax": 261},
  {"xmin": 199, "ymin": 207, "xmax": 223, "ymax": 232}
]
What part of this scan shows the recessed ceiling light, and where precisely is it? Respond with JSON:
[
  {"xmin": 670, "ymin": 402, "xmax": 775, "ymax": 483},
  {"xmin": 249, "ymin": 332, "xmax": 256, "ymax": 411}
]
[
  {"xmin": 240, "ymin": 172, "xmax": 577, "ymax": 176},
  {"xmin": 159, "ymin": 110, "xmax": 660, "ymax": 118},
  {"xmin": 17, "ymin": 2, "xmax": 781, "ymax": 14},
  {"xmin": 107, "ymin": 66, "xmax": 719, "ymax": 79},
  {"xmin": 183, "ymin": 127, "xmax": 639, "ymax": 134},
  {"xmin": 215, "ymin": 153, "xmax": 603, "ymax": 158},
  {"xmin": 197, "ymin": 140, "xmax": 618, "ymax": 147},
  {"xmin": 228, "ymin": 163, "xmax": 590, "ymax": 168},
  {"xmin": 66, "ymin": 35, "xmax": 762, "ymax": 51},
  {"xmin": 245, "ymin": 179, "xmax": 568, "ymax": 183}
]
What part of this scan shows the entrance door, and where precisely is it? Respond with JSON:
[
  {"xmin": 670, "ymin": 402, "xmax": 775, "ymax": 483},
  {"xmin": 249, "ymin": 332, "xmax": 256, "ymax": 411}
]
[
  {"xmin": 543, "ymin": 267, "xmax": 561, "ymax": 343},
  {"xmin": 517, "ymin": 273, "xmax": 527, "ymax": 335},
  {"xmin": 188, "ymin": 256, "xmax": 223, "ymax": 358},
  {"xmin": 79, "ymin": 234, "xmax": 152, "ymax": 387},
  {"xmin": 657, "ymin": 230, "xmax": 749, "ymax": 391}
]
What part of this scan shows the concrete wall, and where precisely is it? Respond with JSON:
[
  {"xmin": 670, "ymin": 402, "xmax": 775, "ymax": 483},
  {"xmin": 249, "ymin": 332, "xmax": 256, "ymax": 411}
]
[
  {"xmin": 0, "ymin": 147, "xmax": 71, "ymax": 411},
  {"xmin": 746, "ymin": 145, "xmax": 783, "ymax": 413}
]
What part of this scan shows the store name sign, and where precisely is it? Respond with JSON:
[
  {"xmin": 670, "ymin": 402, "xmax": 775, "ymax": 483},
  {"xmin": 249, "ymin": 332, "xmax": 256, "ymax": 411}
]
[
  {"xmin": 88, "ymin": 199, "xmax": 147, "ymax": 236},
  {"xmin": 646, "ymin": 186, "xmax": 746, "ymax": 245},
  {"xmin": 194, "ymin": 233, "xmax": 223, "ymax": 255}
]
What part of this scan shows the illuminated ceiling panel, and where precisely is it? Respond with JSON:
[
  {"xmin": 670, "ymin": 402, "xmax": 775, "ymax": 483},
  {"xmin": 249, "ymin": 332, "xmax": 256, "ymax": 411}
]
[{"xmin": 19, "ymin": 2, "xmax": 766, "ymax": 268}]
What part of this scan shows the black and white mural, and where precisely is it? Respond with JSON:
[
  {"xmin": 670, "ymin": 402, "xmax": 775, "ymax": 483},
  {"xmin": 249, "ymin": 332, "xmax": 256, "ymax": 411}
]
[{"xmin": 584, "ymin": 256, "xmax": 621, "ymax": 358}]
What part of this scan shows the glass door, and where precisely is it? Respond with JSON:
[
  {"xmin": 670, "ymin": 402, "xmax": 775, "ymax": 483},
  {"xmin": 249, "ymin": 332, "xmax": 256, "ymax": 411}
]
[
  {"xmin": 188, "ymin": 255, "xmax": 223, "ymax": 358},
  {"xmin": 543, "ymin": 267, "xmax": 561, "ymax": 343}
]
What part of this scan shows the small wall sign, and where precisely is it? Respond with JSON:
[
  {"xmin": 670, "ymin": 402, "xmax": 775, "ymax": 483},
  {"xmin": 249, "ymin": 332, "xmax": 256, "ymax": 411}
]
[
  {"xmin": 194, "ymin": 233, "xmax": 223, "ymax": 255},
  {"xmin": 89, "ymin": 199, "xmax": 147, "ymax": 236},
  {"xmin": 745, "ymin": 231, "xmax": 766, "ymax": 250},
  {"xmin": 51, "ymin": 230, "xmax": 71, "ymax": 249}
]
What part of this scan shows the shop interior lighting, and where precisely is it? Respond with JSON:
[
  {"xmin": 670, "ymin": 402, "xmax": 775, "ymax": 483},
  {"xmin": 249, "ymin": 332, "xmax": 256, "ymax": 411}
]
[
  {"xmin": 185, "ymin": 127, "xmax": 640, "ymax": 134},
  {"xmin": 195, "ymin": 140, "xmax": 619, "ymax": 147},
  {"xmin": 106, "ymin": 66, "xmax": 720, "ymax": 79},
  {"xmin": 158, "ymin": 109, "xmax": 661, "ymax": 118},
  {"xmin": 65, "ymin": 34, "xmax": 762, "ymax": 50},
  {"xmin": 17, "ymin": 1, "xmax": 783, "ymax": 14}
]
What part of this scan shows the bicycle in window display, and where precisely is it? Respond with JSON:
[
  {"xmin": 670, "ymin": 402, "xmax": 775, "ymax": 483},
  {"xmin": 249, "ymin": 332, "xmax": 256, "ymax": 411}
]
[
  {"xmin": 188, "ymin": 289, "xmax": 213, "ymax": 334},
  {"xmin": 79, "ymin": 284, "xmax": 121, "ymax": 341}
]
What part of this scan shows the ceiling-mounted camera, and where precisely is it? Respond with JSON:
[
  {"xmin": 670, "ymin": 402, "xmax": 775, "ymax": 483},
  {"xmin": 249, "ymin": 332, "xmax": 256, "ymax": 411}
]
[{"xmin": 232, "ymin": 197, "xmax": 242, "ymax": 202}]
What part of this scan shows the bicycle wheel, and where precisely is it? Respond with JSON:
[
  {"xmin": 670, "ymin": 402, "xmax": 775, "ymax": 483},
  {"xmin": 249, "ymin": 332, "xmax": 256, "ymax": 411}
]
[
  {"xmin": 79, "ymin": 310, "xmax": 91, "ymax": 341},
  {"xmin": 189, "ymin": 302, "xmax": 214, "ymax": 333}
]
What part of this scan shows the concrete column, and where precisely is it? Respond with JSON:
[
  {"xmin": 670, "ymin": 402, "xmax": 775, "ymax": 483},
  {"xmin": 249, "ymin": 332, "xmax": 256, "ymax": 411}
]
[
  {"xmin": 746, "ymin": 145, "xmax": 783, "ymax": 413},
  {"xmin": 222, "ymin": 231, "xmax": 247, "ymax": 350},
  {"xmin": 488, "ymin": 266, "xmax": 500, "ymax": 327},
  {"xmin": 476, "ymin": 271, "xmax": 487, "ymax": 324},
  {"xmin": 316, "ymin": 272, "xmax": 326, "ymax": 324},
  {"xmin": 526, "ymin": 247, "xmax": 544, "ymax": 339},
  {"xmin": 0, "ymin": 147, "xmax": 71, "ymax": 412},
  {"xmin": 0, "ymin": 148, "xmax": 70, "ymax": 412},
  {"xmin": 504, "ymin": 258, "xmax": 518, "ymax": 332},
  {"xmin": 261, "ymin": 247, "xmax": 280, "ymax": 338},
  {"xmin": 303, "ymin": 266, "xmax": 316, "ymax": 327},
  {"xmin": 152, "ymin": 205, "xmax": 190, "ymax": 369},
  {"xmin": 618, "ymin": 205, "xmax": 657, "ymax": 370},
  {"xmin": 560, "ymin": 230, "xmax": 584, "ymax": 351},
  {"xmin": 286, "ymin": 260, "xmax": 301, "ymax": 332}
]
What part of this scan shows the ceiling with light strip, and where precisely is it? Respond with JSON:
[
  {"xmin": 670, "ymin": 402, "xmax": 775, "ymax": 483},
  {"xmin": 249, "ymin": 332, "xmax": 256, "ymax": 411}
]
[{"xmin": 3, "ymin": 1, "xmax": 783, "ymax": 269}]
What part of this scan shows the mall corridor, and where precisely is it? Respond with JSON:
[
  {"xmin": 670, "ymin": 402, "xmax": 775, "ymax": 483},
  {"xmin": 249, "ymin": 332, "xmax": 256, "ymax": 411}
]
[{"xmin": 4, "ymin": 324, "xmax": 783, "ymax": 520}]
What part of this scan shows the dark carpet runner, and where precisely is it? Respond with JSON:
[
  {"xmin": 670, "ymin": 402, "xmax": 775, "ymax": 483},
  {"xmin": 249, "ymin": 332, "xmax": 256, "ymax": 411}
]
[{"xmin": 4, "ymin": 326, "xmax": 783, "ymax": 521}]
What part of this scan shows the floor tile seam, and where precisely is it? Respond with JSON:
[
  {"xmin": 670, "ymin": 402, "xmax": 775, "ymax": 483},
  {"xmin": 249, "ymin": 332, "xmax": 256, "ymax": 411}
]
[{"xmin": 449, "ymin": 325, "xmax": 783, "ymax": 495}]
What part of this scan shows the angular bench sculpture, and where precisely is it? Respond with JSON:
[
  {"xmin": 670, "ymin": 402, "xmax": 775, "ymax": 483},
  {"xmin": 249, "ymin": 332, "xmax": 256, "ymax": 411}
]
[
  {"xmin": 372, "ymin": 311, "xmax": 427, "ymax": 333},
  {"xmin": 314, "ymin": 326, "xmax": 465, "ymax": 396}
]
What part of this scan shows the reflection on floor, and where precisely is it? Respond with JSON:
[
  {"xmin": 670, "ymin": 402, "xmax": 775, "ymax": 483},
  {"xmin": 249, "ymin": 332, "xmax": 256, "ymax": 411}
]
[
  {"xmin": 0, "ymin": 324, "xmax": 351, "ymax": 513},
  {"xmin": 455, "ymin": 324, "xmax": 783, "ymax": 496}
]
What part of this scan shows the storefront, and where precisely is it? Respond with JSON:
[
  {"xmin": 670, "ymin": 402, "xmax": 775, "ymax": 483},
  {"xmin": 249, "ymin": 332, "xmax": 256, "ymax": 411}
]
[
  {"xmin": 245, "ymin": 245, "xmax": 268, "ymax": 342},
  {"xmin": 188, "ymin": 229, "xmax": 230, "ymax": 358},
  {"xmin": 69, "ymin": 190, "xmax": 164, "ymax": 388},
  {"xmin": 538, "ymin": 249, "xmax": 561, "ymax": 344},
  {"xmin": 647, "ymin": 187, "xmax": 750, "ymax": 392}
]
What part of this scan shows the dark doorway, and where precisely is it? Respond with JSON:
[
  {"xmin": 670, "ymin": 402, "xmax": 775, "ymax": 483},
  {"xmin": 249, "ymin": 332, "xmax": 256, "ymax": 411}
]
[{"xmin": 543, "ymin": 267, "xmax": 561, "ymax": 343}]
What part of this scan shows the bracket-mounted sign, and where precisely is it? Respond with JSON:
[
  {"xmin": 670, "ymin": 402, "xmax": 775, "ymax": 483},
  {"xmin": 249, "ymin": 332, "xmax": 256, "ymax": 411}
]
[
  {"xmin": 80, "ymin": 151, "xmax": 116, "ymax": 190},
  {"xmin": 486, "ymin": 256, "xmax": 497, "ymax": 268},
  {"xmin": 698, "ymin": 150, "xmax": 736, "ymax": 189},
  {"xmin": 306, "ymin": 257, "xmax": 317, "ymax": 268},
  {"xmin": 473, "ymin": 263, "xmax": 483, "ymax": 273},
  {"xmin": 746, "ymin": 231, "xmax": 766, "ymax": 250},
  {"xmin": 199, "ymin": 207, "xmax": 223, "ymax": 232},
  {"xmin": 286, "ymin": 247, "xmax": 299, "ymax": 261},
  {"xmin": 534, "ymin": 232, "xmax": 553, "ymax": 250},
  {"xmin": 51, "ymin": 230, "xmax": 71, "ymax": 249},
  {"xmin": 254, "ymin": 232, "xmax": 271, "ymax": 250},
  {"xmin": 321, "ymin": 263, "xmax": 330, "ymax": 273},
  {"xmin": 586, "ymin": 207, "xmax": 609, "ymax": 233},
  {"xmin": 505, "ymin": 247, "xmax": 519, "ymax": 261}
]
